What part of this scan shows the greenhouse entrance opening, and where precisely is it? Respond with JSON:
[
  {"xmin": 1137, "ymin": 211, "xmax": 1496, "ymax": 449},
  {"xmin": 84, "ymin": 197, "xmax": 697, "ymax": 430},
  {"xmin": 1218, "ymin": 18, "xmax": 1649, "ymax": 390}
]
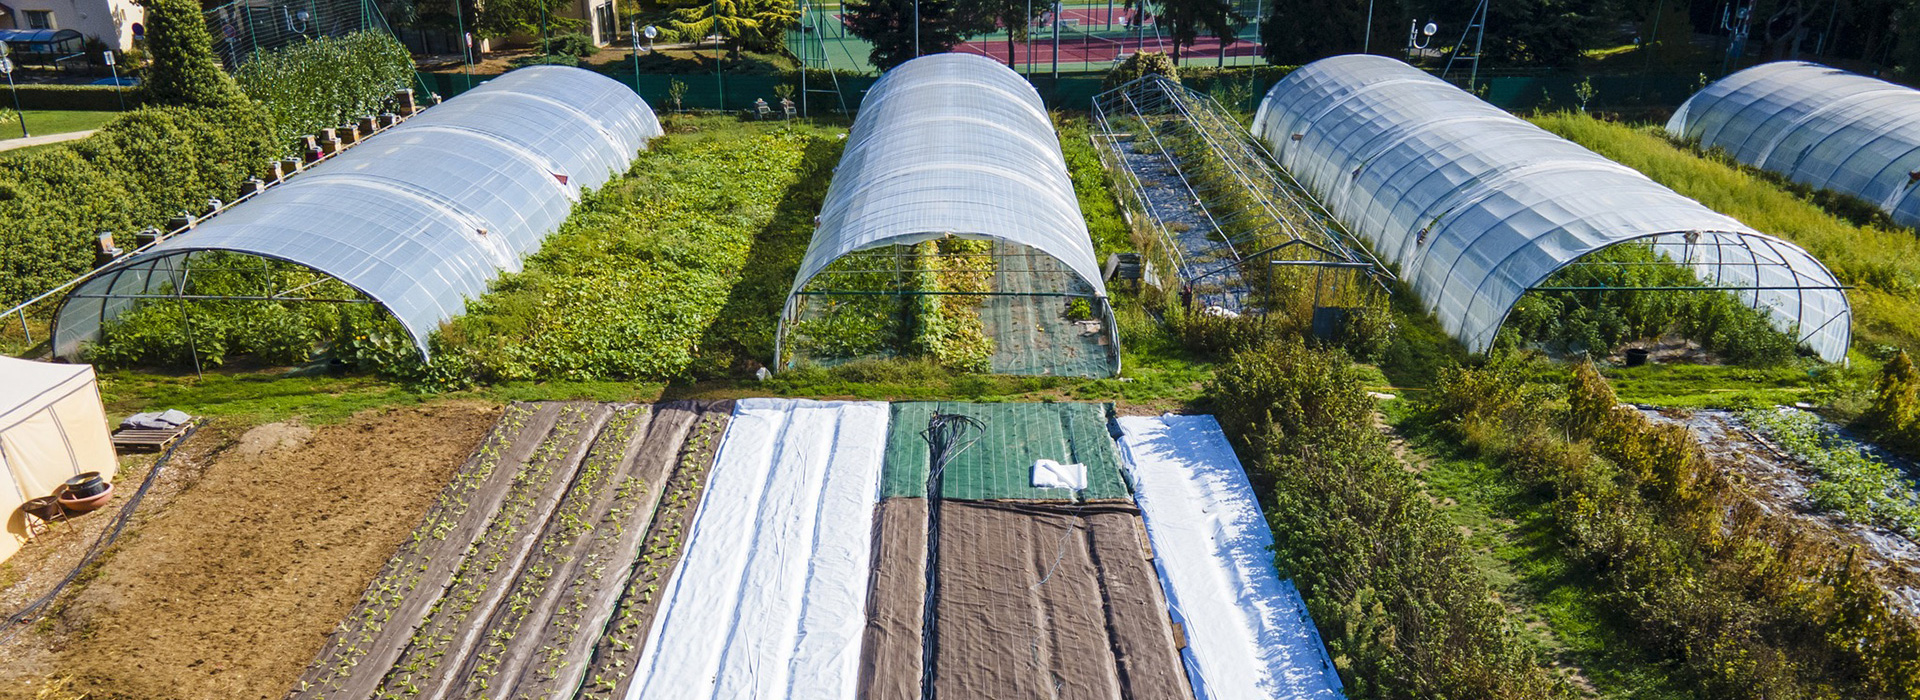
[
  {"xmin": 1092, "ymin": 75, "xmax": 1390, "ymax": 331},
  {"xmin": 782, "ymin": 238, "xmax": 1117, "ymax": 377}
]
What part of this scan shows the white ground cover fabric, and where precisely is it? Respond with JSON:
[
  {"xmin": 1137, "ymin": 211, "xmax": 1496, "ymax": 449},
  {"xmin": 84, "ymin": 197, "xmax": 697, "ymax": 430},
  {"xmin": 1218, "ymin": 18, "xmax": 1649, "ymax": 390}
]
[
  {"xmin": 628, "ymin": 398, "xmax": 889, "ymax": 700},
  {"xmin": 1117, "ymin": 414, "xmax": 1346, "ymax": 700}
]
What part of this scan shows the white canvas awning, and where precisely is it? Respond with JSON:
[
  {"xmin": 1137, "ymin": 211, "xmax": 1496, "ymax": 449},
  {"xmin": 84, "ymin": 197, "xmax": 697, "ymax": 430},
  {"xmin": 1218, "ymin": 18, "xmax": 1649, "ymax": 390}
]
[{"xmin": 1, "ymin": 357, "xmax": 116, "ymax": 562}]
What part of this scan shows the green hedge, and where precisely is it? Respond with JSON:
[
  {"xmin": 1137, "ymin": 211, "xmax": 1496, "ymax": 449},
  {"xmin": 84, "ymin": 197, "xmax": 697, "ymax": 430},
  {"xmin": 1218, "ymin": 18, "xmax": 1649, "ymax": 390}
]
[
  {"xmin": 5, "ymin": 85, "xmax": 133, "ymax": 111},
  {"xmin": 0, "ymin": 104, "xmax": 275, "ymax": 307},
  {"xmin": 234, "ymin": 31, "xmax": 415, "ymax": 151}
]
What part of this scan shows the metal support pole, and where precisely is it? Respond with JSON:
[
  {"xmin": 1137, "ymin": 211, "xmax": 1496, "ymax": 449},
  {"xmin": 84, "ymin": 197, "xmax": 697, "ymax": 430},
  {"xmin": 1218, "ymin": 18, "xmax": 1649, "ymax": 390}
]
[
  {"xmin": 1052, "ymin": 2, "xmax": 1061, "ymax": 79},
  {"xmin": 631, "ymin": 20, "xmax": 641, "ymax": 94},
  {"xmin": 1363, "ymin": 0, "xmax": 1373, "ymax": 52},
  {"xmin": 914, "ymin": 0, "xmax": 921, "ymax": 57},
  {"xmin": 3, "ymin": 63, "xmax": 26, "ymax": 138}
]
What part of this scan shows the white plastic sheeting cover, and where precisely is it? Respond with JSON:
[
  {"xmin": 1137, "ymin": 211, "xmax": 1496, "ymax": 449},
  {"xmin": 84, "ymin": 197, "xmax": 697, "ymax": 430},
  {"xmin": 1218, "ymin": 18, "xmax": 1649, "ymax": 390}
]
[
  {"xmin": 53, "ymin": 66, "xmax": 663, "ymax": 360},
  {"xmin": 788, "ymin": 53, "xmax": 1107, "ymax": 299},
  {"xmin": 1116, "ymin": 415, "xmax": 1344, "ymax": 700},
  {"xmin": 1669, "ymin": 61, "xmax": 1920, "ymax": 228},
  {"xmin": 1253, "ymin": 55, "xmax": 1851, "ymax": 361},
  {"xmin": 628, "ymin": 398, "xmax": 889, "ymax": 700}
]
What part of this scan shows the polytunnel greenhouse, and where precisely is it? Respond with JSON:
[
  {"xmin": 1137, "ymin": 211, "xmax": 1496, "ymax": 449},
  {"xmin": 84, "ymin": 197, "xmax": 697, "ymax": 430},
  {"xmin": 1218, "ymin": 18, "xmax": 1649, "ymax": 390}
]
[
  {"xmin": 51, "ymin": 66, "xmax": 662, "ymax": 360},
  {"xmin": 777, "ymin": 53, "xmax": 1119, "ymax": 376},
  {"xmin": 1252, "ymin": 55, "xmax": 1852, "ymax": 362},
  {"xmin": 1670, "ymin": 61, "xmax": 1920, "ymax": 229}
]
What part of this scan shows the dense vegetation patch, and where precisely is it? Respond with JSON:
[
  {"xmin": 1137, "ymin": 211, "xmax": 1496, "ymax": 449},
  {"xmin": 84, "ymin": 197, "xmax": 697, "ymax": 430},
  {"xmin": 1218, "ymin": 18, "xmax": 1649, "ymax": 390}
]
[
  {"xmin": 1531, "ymin": 111, "xmax": 1920, "ymax": 355},
  {"xmin": 428, "ymin": 117, "xmax": 844, "ymax": 381},
  {"xmin": 234, "ymin": 31, "xmax": 416, "ymax": 151},
  {"xmin": 1207, "ymin": 340, "xmax": 1570, "ymax": 699},
  {"xmin": 1417, "ymin": 359, "xmax": 1920, "ymax": 697}
]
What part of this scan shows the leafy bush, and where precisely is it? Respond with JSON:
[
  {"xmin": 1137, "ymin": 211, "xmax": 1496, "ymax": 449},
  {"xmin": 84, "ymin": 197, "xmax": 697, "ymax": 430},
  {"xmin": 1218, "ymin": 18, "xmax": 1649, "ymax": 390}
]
[
  {"xmin": 1743, "ymin": 407, "xmax": 1920, "ymax": 532},
  {"xmin": 1209, "ymin": 340, "xmax": 1569, "ymax": 699},
  {"xmin": 234, "ymin": 31, "xmax": 415, "ymax": 151},
  {"xmin": 1863, "ymin": 350, "xmax": 1920, "ymax": 455},
  {"xmin": 1104, "ymin": 51, "xmax": 1179, "ymax": 89},
  {"xmin": 546, "ymin": 31, "xmax": 601, "ymax": 58},
  {"xmin": 6, "ymin": 85, "xmax": 131, "ymax": 111},
  {"xmin": 138, "ymin": 0, "xmax": 249, "ymax": 108},
  {"xmin": 0, "ymin": 103, "xmax": 275, "ymax": 307},
  {"xmin": 1419, "ymin": 360, "xmax": 1920, "ymax": 698}
]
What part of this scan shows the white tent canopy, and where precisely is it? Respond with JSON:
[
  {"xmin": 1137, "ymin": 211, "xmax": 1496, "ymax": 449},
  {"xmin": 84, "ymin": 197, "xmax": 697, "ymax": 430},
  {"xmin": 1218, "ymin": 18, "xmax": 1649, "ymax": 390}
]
[
  {"xmin": 1, "ymin": 357, "xmax": 116, "ymax": 562},
  {"xmin": 1253, "ymin": 55, "xmax": 1852, "ymax": 361}
]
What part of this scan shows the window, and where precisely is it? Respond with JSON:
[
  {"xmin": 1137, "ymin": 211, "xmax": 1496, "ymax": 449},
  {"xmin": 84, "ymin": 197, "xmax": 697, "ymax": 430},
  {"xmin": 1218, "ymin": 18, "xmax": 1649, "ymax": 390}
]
[
  {"xmin": 25, "ymin": 10, "xmax": 52, "ymax": 29},
  {"xmin": 595, "ymin": 2, "xmax": 615, "ymax": 44}
]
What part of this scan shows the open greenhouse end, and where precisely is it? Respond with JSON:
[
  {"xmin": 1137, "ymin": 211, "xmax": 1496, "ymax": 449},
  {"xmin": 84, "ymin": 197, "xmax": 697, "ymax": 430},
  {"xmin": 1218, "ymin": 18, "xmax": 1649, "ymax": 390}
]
[
  {"xmin": 51, "ymin": 66, "xmax": 664, "ymax": 362},
  {"xmin": 1253, "ymin": 54, "xmax": 1852, "ymax": 362},
  {"xmin": 777, "ymin": 53, "xmax": 1121, "ymax": 377}
]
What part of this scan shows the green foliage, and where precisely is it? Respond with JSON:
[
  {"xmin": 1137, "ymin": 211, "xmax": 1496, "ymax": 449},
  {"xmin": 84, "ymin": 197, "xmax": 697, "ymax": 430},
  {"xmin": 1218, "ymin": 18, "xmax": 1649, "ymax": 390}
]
[
  {"xmin": 1066, "ymin": 298, "xmax": 1093, "ymax": 321},
  {"xmin": 234, "ymin": 31, "xmax": 415, "ymax": 151},
  {"xmin": 661, "ymin": 0, "xmax": 799, "ymax": 56},
  {"xmin": 0, "ymin": 103, "xmax": 275, "ymax": 307},
  {"xmin": 546, "ymin": 31, "xmax": 602, "ymax": 57},
  {"xmin": 138, "ymin": 0, "xmax": 250, "ymax": 108},
  {"xmin": 1419, "ymin": 361, "xmax": 1920, "ymax": 698},
  {"xmin": 87, "ymin": 253, "xmax": 358, "ymax": 369},
  {"xmin": 1743, "ymin": 407, "xmax": 1920, "ymax": 533},
  {"xmin": 1209, "ymin": 340, "xmax": 1569, "ymax": 699},
  {"xmin": 841, "ymin": 0, "xmax": 983, "ymax": 70},
  {"xmin": 1104, "ymin": 51, "xmax": 1180, "ymax": 89},
  {"xmin": 431, "ymin": 117, "xmax": 843, "ymax": 381},
  {"xmin": 1863, "ymin": 350, "xmax": 1920, "ymax": 452},
  {"xmin": 1499, "ymin": 243, "xmax": 1801, "ymax": 365},
  {"xmin": 1531, "ymin": 111, "xmax": 1920, "ymax": 353},
  {"xmin": 474, "ymin": 0, "xmax": 581, "ymax": 39},
  {"xmin": 1054, "ymin": 114, "xmax": 1132, "ymax": 258},
  {"xmin": 4, "ymin": 84, "xmax": 133, "ymax": 111}
]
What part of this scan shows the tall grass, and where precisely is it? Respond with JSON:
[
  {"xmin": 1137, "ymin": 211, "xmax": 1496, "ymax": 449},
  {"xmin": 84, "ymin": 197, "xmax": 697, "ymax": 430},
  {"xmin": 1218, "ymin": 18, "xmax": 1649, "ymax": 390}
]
[{"xmin": 1530, "ymin": 111, "xmax": 1920, "ymax": 353}]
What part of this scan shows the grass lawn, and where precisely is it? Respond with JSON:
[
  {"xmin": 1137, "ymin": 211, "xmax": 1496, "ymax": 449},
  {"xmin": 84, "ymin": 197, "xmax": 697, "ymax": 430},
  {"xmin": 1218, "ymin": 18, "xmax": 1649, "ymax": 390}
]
[{"xmin": 0, "ymin": 109, "xmax": 118, "ymax": 140}]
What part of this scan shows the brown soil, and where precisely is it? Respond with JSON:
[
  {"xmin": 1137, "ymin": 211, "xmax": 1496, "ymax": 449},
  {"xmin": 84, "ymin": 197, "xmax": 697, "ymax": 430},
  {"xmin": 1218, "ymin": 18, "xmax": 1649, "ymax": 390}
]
[
  {"xmin": 0, "ymin": 400, "xmax": 500, "ymax": 700},
  {"xmin": 859, "ymin": 497, "xmax": 928, "ymax": 699},
  {"xmin": 932, "ymin": 500, "xmax": 1191, "ymax": 700}
]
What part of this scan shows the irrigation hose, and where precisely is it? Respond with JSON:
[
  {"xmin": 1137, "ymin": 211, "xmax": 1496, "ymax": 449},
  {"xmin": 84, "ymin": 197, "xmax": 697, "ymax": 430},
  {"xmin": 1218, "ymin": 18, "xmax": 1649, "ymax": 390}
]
[{"xmin": 1, "ymin": 423, "xmax": 200, "ymax": 645}]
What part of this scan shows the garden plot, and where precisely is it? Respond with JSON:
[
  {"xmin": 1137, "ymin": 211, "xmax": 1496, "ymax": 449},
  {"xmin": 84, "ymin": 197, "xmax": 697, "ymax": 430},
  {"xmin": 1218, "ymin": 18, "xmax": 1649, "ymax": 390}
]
[
  {"xmin": 290, "ymin": 400, "xmax": 731, "ymax": 700},
  {"xmin": 627, "ymin": 398, "xmax": 889, "ymax": 700},
  {"xmin": 1646, "ymin": 407, "xmax": 1920, "ymax": 615},
  {"xmin": 1117, "ymin": 415, "xmax": 1345, "ymax": 700}
]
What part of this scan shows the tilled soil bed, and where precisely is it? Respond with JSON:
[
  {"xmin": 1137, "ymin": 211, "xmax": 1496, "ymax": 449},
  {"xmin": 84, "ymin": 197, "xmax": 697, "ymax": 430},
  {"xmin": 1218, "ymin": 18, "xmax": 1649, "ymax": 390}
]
[{"xmin": 0, "ymin": 400, "xmax": 501, "ymax": 700}]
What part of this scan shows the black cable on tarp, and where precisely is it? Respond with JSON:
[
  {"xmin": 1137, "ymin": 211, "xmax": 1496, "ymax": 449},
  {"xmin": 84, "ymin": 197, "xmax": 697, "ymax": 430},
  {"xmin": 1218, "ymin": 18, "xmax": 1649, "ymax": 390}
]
[
  {"xmin": 919, "ymin": 411, "xmax": 982, "ymax": 700},
  {"xmin": 1, "ymin": 423, "xmax": 199, "ymax": 644}
]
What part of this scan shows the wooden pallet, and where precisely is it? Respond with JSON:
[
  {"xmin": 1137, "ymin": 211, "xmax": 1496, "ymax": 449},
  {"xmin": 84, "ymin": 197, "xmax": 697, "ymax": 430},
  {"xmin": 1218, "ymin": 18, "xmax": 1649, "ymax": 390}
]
[{"xmin": 112, "ymin": 422, "xmax": 194, "ymax": 453}]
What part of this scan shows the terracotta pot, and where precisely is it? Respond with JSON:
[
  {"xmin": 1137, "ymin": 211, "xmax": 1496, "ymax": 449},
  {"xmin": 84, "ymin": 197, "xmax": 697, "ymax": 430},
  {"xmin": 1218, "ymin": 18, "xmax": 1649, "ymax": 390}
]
[{"xmin": 58, "ymin": 482, "xmax": 114, "ymax": 513}]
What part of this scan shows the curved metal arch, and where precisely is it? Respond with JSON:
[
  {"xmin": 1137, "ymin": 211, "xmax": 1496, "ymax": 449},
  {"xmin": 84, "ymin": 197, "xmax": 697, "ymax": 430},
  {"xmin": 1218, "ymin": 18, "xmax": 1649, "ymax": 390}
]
[{"xmin": 1255, "ymin": 55, "xmax": 1852, "ymax": 361}]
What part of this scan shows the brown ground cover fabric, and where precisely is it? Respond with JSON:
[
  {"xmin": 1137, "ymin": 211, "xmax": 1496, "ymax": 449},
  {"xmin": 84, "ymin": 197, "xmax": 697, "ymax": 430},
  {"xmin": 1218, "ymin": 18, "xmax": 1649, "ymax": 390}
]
[
  {"xmin": 0, "ymin": 400, "xmax": 500, "ymax": 700},
  {"xmin": 931, "ymin": 500, "xmax": 1190, "ymax": 700},
  {"xmin": 859, "ymin": 497, "xmax": 928, "ymax": 699}
]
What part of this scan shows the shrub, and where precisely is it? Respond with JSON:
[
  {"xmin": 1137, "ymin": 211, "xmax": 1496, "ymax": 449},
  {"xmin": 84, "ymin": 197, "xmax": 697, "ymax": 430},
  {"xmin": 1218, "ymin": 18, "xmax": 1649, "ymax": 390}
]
[
  {"xmin": 5, "ymin": 85, "xmax": 132, "ymax": 111},
  {"xmin": 1104, "ymin": 51, "xmax": 1179, "ymax": 89},
  {"xmin": 1209, "ymin": 340, "xmax": 1569, "ymax": 699},
  {"xmin": 138, "ymin": 0, "xmax": 250, "ymax": 108},
  {"xmin": 1862, "ymin": 350, "xmax": 1920, "ymax": 455},
  {"xmin": 234, "ymin": 31, "xmax": 415, "ymax": 151},
  {"xmin": 0, "ymin": 103, "xmax": 275, "ymax": 307},
  {"xmin": 546, "ymin": 31, "xmax": 600, "ymax": 58}
]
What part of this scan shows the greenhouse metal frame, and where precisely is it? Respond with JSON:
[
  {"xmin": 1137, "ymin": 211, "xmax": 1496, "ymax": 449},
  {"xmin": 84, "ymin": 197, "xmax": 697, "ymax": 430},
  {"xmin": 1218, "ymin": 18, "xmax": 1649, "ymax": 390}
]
[
  {"xmin": 51, "ymin": 66, "xmax": 663, "ymax": 361},
  {"xmin": 1253, "ymin": 55, "xmax": 1852, "ymax": 361},
  {"xmin": 776, "ymin": 53, "xmax": 1120, "ymax": 376},
  {"xmin": 1091, "ymin": 74, "xmax": 1390, "ymax": 315},
  {"xmin": 1669, "ymin": 61, "xmax": 1920, "ymax": 229}
]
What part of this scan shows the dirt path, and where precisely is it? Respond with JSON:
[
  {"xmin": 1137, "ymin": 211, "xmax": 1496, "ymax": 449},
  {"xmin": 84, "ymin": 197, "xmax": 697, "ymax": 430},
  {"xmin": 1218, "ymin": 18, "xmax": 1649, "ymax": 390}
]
[{"xmin": 0, "ymin": 400, "xmax": 500, "ymax": 700}]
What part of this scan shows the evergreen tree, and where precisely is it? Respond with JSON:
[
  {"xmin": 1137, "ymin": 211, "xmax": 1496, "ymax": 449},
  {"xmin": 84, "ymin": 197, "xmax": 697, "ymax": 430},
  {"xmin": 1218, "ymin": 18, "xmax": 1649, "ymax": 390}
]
[
  {"xmin": 842, "ymin": 0, "xmax": 988, "ymax": 69},
  {"xmin": 137, "ymin": 0, "xmax": 250, "ymax": 108},
  {"xmin": 662, "ymin": 0, "xmax": 800, "ymax": 56},
  {"xmin": 1863, "ymin": 350, "xmax": 1920, "ymax": 451}
]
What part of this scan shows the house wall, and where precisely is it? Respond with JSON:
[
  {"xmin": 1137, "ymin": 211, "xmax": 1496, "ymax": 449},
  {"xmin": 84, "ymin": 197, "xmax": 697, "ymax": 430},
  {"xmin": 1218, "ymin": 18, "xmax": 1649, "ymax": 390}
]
[{"xmin": 2, "ymin": 0, "xmax": 143, "ymax": 50}]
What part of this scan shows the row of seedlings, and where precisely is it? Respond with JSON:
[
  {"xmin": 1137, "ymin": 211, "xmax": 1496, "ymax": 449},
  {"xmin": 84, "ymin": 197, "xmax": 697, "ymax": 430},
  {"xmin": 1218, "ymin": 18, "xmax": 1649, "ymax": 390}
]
[
  {"xmin": 507, "ymin": 402, "xmax": 712, "ymax": 699},
  {"xmin": 374, "ymin": 403, "xmax": 615, "ymax": 700},
  {"xmin": 290, "ymin": 403, "xmax": 559, "ymax": 700},
  {"xmin": 577, "ymin": 404, "xmax": 734, "ymax": 699}
]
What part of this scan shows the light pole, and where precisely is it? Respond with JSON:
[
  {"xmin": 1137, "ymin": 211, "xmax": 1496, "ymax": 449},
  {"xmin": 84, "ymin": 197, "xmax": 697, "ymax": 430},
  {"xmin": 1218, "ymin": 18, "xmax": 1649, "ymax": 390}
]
[
  {"xmin": 1405, "ymin": 19, "xmax": 1435, "ymax": 63},
  {"xmin": 1364, "ymin": 0, "xmax": 1374, "ymax": 53},
  {"xmin": 1051, "ymin": 2, "xmax": 1061, "ymax": 79},
  {"xmin": 631, "ymin": 21, "xmax": 641, "ymax": 95},
  {"xmin": 1, "ymin": 50, "xmax": 25, "ymax": 139},
  {"xmin": 914, "ymin": 0, "xmax": 921, "ymax": 57}
]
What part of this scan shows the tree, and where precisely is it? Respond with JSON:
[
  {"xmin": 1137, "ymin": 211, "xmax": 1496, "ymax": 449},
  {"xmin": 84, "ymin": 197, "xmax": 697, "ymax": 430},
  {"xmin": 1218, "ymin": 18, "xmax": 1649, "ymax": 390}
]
[
  {"xmin": 1863, "ymin": 350, "xmax": 1920, "ymax": 452},
  {"xmin": 472, "ymin": 0, "xmax": 578, "ymax": 40},
  {"xmin": 661, "ymin": 0, "xmax": 800, "ymax": 56},
  {"xmin": 967, "ymin": 0, "xmax": 1044, "ymax": 69},
  {"xmin": 842, "ymin": 0, "xmax": 986, "ymax": 69},
  {"xmin": 136, "ymin": 0, "xmax": 249, "ymax": 108},
  {"xmin": 1259, "ymin": 0, "xmax": 1374, "ymax": 65},
  {"xmin": 1127, "ymin": 0, "xmax": 1241, "ymax": 64}
]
